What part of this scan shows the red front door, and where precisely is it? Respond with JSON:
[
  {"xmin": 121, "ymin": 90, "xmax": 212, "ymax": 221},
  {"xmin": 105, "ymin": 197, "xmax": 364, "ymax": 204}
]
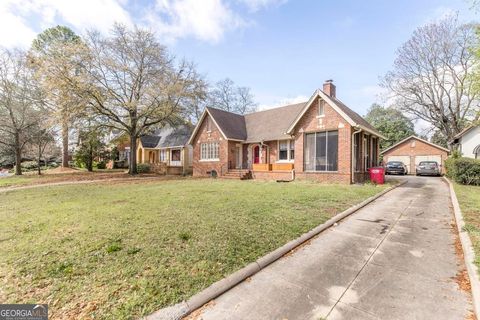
[{"xmin": 253, "ymin": 146, "xmax": 260, "ymax": 164}]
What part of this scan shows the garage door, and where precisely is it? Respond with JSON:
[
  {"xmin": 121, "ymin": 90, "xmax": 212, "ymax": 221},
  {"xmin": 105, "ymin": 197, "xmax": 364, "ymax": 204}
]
[
  {"xmin": 386, "ymin": 155, "xmax": 411, "ymax": 173},
  {"xmin": 415, "ymin": 155, "xmax": 442, "ymax": 171}
]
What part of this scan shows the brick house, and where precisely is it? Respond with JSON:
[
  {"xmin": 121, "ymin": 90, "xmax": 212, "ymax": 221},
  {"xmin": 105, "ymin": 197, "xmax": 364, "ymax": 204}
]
[
  {"xmin": 381, "ymin": 135, "xmax": 450, "ymax": 174},
  {"xmin": 188, "ymin": 81, "xmax": 384, "ymax": 183}
]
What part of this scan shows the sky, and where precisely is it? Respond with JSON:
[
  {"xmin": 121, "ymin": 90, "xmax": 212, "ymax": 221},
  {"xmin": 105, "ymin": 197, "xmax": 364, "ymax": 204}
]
[{"xmin": 0, "ymin": 0, "xmax": 477, "ymax": 120}]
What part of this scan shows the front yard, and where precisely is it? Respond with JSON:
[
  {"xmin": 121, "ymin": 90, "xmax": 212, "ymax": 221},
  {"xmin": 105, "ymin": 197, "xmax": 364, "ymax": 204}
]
[
  {"xmin": 454, "ymin": 183, "xmax": 480, "ymax": 272},
  {"xmin": 0, "ymin": 179, "xmax": 388, "ymax": 319}
]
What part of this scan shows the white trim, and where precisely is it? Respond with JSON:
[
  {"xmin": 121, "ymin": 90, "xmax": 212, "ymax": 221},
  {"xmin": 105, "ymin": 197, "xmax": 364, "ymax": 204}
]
[
  {"xmin": 277, "ymin": 139, "xmax": 294, "ymax": 162},
  {"xmin": 187, "ymin": 108, "xmax": 229, "ymax": 145},
  {"xmin": 285, "ymin": 89, "xmax": 386, "ymax": 139},
  {"xmin": 199, "ymin": 159, "xmax": 220, "ymax": 162},
  {"xmin": 381, "ymin": 135, "xmax": 450, "ymax": 154}
]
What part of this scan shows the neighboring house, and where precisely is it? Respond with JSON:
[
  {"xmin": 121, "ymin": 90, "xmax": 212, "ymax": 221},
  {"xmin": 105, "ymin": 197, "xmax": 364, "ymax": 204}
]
[
  {"xmin": 188, "ymin": 81, "xmax": 384, "ymax": 183},
  {"xmin": 137, "ymin": 123, "xmax": 194, "ymax": 175},
  {"xmin": 381, "ymin": 136, "xmax": 449, "ymax": 174},
  {"xmin": 450, "ymin": 125, "xmax": 480, "ymax": 159}
]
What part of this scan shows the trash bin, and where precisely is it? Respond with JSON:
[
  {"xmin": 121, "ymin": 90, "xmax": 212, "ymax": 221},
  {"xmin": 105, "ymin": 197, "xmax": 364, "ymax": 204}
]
[{"xmin": 369, "ymin": 167, "xmax": 385, "ymax": 184}]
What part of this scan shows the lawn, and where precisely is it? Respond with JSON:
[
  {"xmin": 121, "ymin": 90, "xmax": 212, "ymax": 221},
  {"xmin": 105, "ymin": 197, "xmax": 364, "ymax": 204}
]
[
  {"xmin": 0, "ymin": 179, "xmax": 388, "ymax": 319},
  {"xmin": 454, "ymin": 183, "xmax": 480, "ymax": 272}
]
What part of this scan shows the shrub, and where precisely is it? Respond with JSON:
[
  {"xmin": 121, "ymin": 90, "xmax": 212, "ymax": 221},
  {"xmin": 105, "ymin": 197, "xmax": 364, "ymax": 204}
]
[
  {"xmin": 445, "ymin": 157, "xmax": 480, "ymax": 185},
  {"xmin": 136, "ymin": 163, "xmax": 151, "ymax": 173},
  {"xmin": 96, "ymin": 161, "xmax": 106, "ymax": 169},
  {"xmin": 21, "ymin": 161, "xmax": 38, "ymax": 170}
]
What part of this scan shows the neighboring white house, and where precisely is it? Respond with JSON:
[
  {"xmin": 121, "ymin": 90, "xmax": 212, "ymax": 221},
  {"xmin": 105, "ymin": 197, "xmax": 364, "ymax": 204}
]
[{"xmin": 450, "ymin": 125, "xmax": 480, "ymax": 159}]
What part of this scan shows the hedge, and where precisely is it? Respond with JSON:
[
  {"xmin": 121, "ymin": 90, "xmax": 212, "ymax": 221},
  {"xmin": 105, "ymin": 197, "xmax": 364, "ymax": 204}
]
[
  {"xmin": 445, "ymin": 157, "xmax": 480, "ymax": 186},
  {"xmin": 136, "ymin": 163, "xmax": 151, "ymax": 173}
]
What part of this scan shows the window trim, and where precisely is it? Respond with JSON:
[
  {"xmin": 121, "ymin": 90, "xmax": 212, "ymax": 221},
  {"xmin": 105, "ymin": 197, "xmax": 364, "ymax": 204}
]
[
  {"xmin": 276, "ymin": 139, "xmax": 295, "ymax": 163},
  {"xmin": 317, "ymin": 99, "xmax": 325, "ymax": 118},
  {"xmin": 303, "ymin": 130, "xmax": 339, "ymax": 172},
  {"xmin": 200, "ymin": 141, "xmax": 220, "ymax": 161}
]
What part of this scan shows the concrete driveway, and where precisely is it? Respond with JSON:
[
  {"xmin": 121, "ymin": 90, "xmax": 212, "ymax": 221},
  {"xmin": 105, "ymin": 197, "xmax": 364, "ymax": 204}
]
[{"xmin": 189, "ymin": 176, "xmax": 473, "ymax": 320}]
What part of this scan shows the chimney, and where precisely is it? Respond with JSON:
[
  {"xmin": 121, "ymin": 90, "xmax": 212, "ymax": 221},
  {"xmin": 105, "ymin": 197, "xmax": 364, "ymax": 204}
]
[{"xmin": 323, "ymin": 79, "xmax": 336, "ymax": 98}]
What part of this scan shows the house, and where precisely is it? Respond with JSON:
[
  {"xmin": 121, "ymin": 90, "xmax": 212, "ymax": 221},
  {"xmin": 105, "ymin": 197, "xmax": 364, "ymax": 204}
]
[
  {"xmin": 187, "ymin": 80, "xmax": 384, "ymax": 183},
  {"xmin": 136, "ymin": 123, "xmax": 194, "ymax": 175},
  {"xmin": 381, "ymin": 135, "xmax": 449, "ymax": 174},
  {"xmin": 450, "ymin": 125, "xmax": 480, "ymax": 159}
]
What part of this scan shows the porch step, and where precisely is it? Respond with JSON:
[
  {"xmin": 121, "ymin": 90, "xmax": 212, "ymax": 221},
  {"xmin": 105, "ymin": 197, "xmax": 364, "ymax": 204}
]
[{"xmin": 220, "ymin": 170, "xmax": 253, "ymax": 180}]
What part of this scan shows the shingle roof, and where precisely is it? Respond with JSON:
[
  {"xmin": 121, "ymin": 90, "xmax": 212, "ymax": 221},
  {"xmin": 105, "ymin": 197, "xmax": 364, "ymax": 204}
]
[
  {"xmin": 140, "ymin": 123, "xmax": 193, "ymax": 149},
  {"xmin": 205, "ymin": 107, "xmax": 247, "ymax": 140},
  {"xmin": 452, "ymin": 125, "xmax": 478, "ymax": 140},
  {"xmin": 140, "ymin": 135, "xmax": 161, "ymax": 148},
  {"xmin": 329, "ymin": 96, "xmax": 378, "ymax": 133},
  {"xmin": 244, "ymin": 103, "xmax": 306, "ymax": 142}
]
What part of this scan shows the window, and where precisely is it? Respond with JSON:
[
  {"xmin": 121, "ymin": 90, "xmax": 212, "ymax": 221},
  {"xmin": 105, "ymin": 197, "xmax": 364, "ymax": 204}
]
[
  {"xmin": 354, "ymin": 133, "xmax": 361, "ymax": 171},
  {"xmin": 304, "ymin": 131, "xmax": 338, "ymax": 171},
  {"xmin": 279, "ymin": 140, "xmax": 288, "ymax": 160},
  {"xmin": 171, "ymin": 149, "xmax": 181, "ymax": 161},
  {"xmin": 278, "ymin": 140, "xmax": 294, "ymax": 161},
  {"xmin": 318, "ymin": 100, "xmax": 325, "ymax": 116},
  {"xmin": 160, "ymin": 149, "xmax": 167, "ymax": 162},
  {"xmin": 200, "ymin": 142, "xmax": 219, "ymax": 160}
]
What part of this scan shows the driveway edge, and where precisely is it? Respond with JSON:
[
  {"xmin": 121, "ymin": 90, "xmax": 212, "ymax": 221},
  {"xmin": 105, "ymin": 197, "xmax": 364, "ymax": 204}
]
[
  {"xmin": 444, "ymin": 177, "xmax": 480, "ymax": 317},
  {"xmin": 145, "ymin": 180, "xmax": 407, "ymax": 320}
]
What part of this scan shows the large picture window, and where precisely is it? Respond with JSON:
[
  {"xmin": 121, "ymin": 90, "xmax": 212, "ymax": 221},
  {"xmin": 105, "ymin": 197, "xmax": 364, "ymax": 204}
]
[
  {"xmin": 200, "ymin": 142, "xmax": 219, "ymax": 160},
  {"xmin": 304, "ymin": 131, "xmax": 338, "ymax": 171}
]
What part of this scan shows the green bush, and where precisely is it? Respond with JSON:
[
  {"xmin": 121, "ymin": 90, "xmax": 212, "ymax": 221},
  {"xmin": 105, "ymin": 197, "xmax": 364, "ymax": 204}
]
[
  {"xmin": 21, "ymin": 161, "xmax": 38, "ymax": 170},
  {"xmin": 96, "ymin": 161, "xmax": 106, "ymax": 169},
  {"xmin": 136, "ymin": 163, "xmax": 151, "ymax": 173},
  {"xmin": 446, "ymin": 157, "xmax": 480, "ymax": 185}
]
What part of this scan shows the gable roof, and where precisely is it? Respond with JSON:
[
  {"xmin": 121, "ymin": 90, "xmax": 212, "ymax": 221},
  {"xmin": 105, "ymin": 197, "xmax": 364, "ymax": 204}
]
[
  {"xmin": 380, "ymin": 135, "xmax": 450, "ymax": 154},
  {"xmin": 140, "ymin": 123, "xmax": 193, "ymax": 149},
  {"xmin": 452, "ymin": 124, "xmax": 479, "ymax": 141},
  {"xmin": 140, "ymin": 135, "xmax": 161, "ymax": 148},
  {"xmin": 244, "ymin": 102, "xmax": 305, "ymax": 142},
  {"xmin": 188, "ymin": 88, "xmax": 383, "ymax": 144},
  {"xmin": 286, "ymin": 89, "xmax": 385, "ymax": 138},
  {"xmin": 206, "ymin": 107, "xmax": 247, "ymax": 141}
]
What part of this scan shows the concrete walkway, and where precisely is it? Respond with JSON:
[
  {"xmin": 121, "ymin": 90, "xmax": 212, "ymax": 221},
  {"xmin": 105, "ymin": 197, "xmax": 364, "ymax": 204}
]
[{"xmin": 190, "ymin": 177, "xmax": 473, "ymax": 320}]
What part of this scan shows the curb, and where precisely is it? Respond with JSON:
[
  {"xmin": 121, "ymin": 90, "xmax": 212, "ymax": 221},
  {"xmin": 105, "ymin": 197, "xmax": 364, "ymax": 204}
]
[
  {"xmin": 444, "ymin": 177, "xmax": 480, "ymax": 316},
  {"xmin": 146, "ymin": 180, "xmax": 407, "ymax": 320}
]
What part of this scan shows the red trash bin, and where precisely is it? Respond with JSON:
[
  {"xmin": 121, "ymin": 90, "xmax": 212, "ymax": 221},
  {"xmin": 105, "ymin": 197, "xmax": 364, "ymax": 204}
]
[{"xmin": 369, "ymin": 167, "xmax": 385, "ymax": 184}]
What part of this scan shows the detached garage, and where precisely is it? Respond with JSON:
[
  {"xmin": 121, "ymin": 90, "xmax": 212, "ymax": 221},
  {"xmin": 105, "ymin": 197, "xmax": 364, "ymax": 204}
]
[{"xmin": 381, "ymin": 135, "xmax": 449, "ymax": 174}]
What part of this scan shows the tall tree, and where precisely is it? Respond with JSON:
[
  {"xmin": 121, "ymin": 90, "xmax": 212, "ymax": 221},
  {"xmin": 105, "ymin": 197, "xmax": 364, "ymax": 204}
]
[
  {"xmin": 66, "ymin": 24, "xmax": 205, "ymax": 174},
  {"xmin": 30, "ymin": 25, "xmax": 82, "ymax": 168},
  {"xmin": 365, "ymin": 103, "xmax": 415, "ymax": 150},
  {"xmin": 0, "ymin": 49, "xmax": 42, "ymax": 175},
  {"xmin": 382, "ymin": 15, "xmax": 480, "ymax": 146},
  {"xmin": 209, "ymin": 78, "xmax": 257, "ymax": 115}
]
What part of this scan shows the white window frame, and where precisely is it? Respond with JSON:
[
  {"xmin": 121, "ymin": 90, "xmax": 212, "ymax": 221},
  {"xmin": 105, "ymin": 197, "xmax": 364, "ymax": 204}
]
[
  {"xmin": 276, "ymin": 139, "xmax": 294, "ymax": 163},
  {"xmin": 160, "ymin": 149, "xmax": 167, "ymax": 162},
  {"xmin": 170, "ymin": 149, "xmax": 182, "ymax": 166},
  {"xmin": 317, "ymin": 100, "xmax": 325, "ymax": 117},
  {"xmin": 200, "ymin": 142, "xmax": 220, "ymax": 161}
]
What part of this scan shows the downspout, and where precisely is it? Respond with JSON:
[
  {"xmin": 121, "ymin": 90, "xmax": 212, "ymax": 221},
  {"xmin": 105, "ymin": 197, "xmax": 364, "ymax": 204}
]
[{"xmin": 351, "ymin": 128, "xmax": 362, "ymax": 184}]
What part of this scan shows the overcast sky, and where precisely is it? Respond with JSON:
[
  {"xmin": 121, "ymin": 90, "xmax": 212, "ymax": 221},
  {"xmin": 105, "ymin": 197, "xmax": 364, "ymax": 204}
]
[{"xmin": 0, "ymin": 0, "xmax": 477, "ymax": 120}]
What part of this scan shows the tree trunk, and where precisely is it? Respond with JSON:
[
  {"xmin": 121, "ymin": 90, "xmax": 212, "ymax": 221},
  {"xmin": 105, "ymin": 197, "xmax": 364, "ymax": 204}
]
[
  {"xmin": 14, "ymin": 132, "xmax": 22, "ymax": 176},
  {"xmin": 37, "ymin": 144, "xmax": 42, "ymax": 175},
  {"xmin": 87, "ymin": 145, "xmax": 93, "ymax": 172},
  {"xmin": 129, "ymin": 134, "xmax": 138, "ymax": 175},
  {"xmin": 62, "ymin": 121, "xmax": 69, "ymax": 168}
]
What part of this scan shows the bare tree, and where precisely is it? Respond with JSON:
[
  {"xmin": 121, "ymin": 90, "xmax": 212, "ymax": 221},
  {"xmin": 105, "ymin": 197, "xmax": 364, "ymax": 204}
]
[
  {"xmin": 0, "ymin": 49, "xmax": 42, "ymax": 175},
  {"xmin": 65, "ymin": 24, "xmax": 205, "ymax": 174},
  {"xmin": 382, "ymin": 15, "xmax": 480, "ymax": 145},
  {"xmin": 30, "ymin": 25, "xmax": 83, "ymax": 168},
  {"xmin": 27, "ymin": 126, "xmax": 56, "ymax": 175},
  {"xmin": 209, "ymin": 78, "xmax": 257, "ymax": 114}
]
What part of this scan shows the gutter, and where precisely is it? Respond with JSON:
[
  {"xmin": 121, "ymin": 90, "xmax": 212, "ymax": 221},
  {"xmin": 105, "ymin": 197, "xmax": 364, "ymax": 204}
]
[{"xmin": 351, "ymin": 128, "xmax": 362, "ymax": 183}]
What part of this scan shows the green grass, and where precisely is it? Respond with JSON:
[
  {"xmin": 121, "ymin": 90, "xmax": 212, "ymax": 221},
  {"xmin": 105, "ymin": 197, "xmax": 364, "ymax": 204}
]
[
  {"xmin": 0, "ymin": 179, "xmax": 388, "ymax": 319},
  {"xmin": 0, "ymin": 175, "xmax": 33, "ymax": 187},
  {"xmin": 454, "ymin": 183, "xmax": 480, "ymax": 272}
]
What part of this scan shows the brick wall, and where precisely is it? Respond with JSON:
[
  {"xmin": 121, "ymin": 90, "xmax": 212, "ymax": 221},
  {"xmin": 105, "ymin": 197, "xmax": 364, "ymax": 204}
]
[
  {"xmin": 292, "ymin": 96, "xmax": 353, "ymax": 183},
  {"xmin": 383, "ymin": 137, "xmax": 449, "ymax": 174},
  {"xmin": 192, "ymin": 114, "xmax": 229, "ymax": 177}
]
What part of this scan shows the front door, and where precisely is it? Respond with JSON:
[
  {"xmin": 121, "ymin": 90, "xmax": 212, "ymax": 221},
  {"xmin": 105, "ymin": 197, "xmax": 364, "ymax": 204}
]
[{"xmin": 253, "ymin": 146, "xmax": 260, "ymax": 164}]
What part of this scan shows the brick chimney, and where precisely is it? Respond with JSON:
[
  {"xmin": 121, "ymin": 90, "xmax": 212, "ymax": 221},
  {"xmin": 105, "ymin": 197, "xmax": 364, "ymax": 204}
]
[{"xmin": 323, "ymin": 79, "xmax": 336, "ymax": 98}]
